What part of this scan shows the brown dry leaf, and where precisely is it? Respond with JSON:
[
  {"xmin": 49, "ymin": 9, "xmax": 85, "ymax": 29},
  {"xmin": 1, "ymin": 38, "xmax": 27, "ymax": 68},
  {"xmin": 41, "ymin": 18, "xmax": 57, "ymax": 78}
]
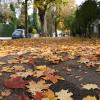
[
  {"xmin": 82, "ymin": 84, "xmax": 100, "ymax": 90},
  {"xmin": 0, "ymin": 62, "xmax": 6, "ymax": 65},
  {"xmin": 78, "ymin": 57, "xmax": 89, "ymax": 64},
  {"xmin": 18, "ymin": 94, "xmax": 30, "ymax": 100},
  {"xmin": 10, "ymin": 69, "xmax": 33, "ymax": 78},
  {"xmin": 82, "ymin": 96, "xmax": 97, "ymax": 100},
  {"xmin": 1, "ymin": 89, "xmax": 11, "ymax": 97},
  {"xmin": 55, "ymin": 89, "xmax": 73, "ymax": 100},
  {"xmin": 43, "ymin": 68, "xmax": 56, "ymax": 75},
  {"xmin": 26, "ymin": 80, "xmax": 51, "ymax": 95},
  {"xmin": 34, "ymin": 70, "xmax": 44, "ymax": 78},
  {"xmin": 4, "ymin": 76, "xmax": 28, "ymax": 89},
  {"xmin": 43, "ymin": 74, "xmax": 64, "ymax": 84},
  {"xmin": 43, "ymin": 89, "xmax": 57, "ymax": 100},
  {"xmin": 47, "ymin": 55, "xmax": 62, "ymax": 64},
  {"xmin": 1, "ymin": 66, "xmax": 14, "ymax": 73},
  {"xmin": 0, "ymin": 73, "xmax": 2, "ymax": 76},
  {"xmin": 8, "ymin": 59, "xmax": 19, "ymax": 64},
  {"xmin": 86, "ymin": 62, "xmax": 95, "ymax": 68},
  {"xmin": 34, "ymin": 92, "xmax": 43, "ymax": 100},
  {"xmin": 13, "ymin": 65, "xmax": 25, "ymax": 72},
  {"xmin": 96, "ymin": 66, "xmax": 100, "ymax": 72},
  {"xmin": 20, "ymin": 59, "xmax": 29, "ymax": 64},
  {"xmin": 0, "ymin": 96, "xmax": 3, "ymax": 100}
]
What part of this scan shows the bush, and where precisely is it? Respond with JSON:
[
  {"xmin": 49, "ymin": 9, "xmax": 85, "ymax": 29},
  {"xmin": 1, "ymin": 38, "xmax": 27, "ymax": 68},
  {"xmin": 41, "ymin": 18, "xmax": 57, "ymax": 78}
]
[
  {"xmin": 0, "ymin": 23, "xmax": 15, "ymax": 37},
  {"xmin": 32, "ymin": 28, "xmax": 37, "ymax": 34}
]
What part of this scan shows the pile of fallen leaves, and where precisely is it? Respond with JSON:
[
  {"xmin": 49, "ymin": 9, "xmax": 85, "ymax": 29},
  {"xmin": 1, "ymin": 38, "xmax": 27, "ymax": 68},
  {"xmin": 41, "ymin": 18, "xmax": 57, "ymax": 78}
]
[
  {"xmin": 1, "ymin": 65, "xmax": 74, "ymax": 100},
  {"xmin": 0, "ymin": 37, "xmax": 99, "ymax": 100}
]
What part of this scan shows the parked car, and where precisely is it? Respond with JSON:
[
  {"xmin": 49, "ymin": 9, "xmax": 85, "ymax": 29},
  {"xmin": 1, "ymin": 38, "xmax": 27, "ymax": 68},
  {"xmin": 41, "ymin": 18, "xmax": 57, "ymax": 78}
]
[{"xmin": 12, "ymin": 29, "xmax": 31, "ymax": 39}]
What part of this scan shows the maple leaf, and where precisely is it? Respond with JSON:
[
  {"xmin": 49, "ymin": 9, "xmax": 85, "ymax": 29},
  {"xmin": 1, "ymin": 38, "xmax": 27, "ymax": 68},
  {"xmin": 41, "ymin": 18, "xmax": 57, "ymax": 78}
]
[
  {"xmin": 0, "ymin": 62, "xmax": 6, "ymax": 65},
  {"xmin": 0, "ymin": 73, "xmax": 2, "ymax": 76},
  {"xmin": 96, "ymin": 66, "xmax": 100, "ymax": 72},
  {"xmin": 82, "ymin": 84, "xmax": 100, "ymax": 90},
  {"xmin": 55, "ymin": 89, "xmax": 73, "ymax": 100},
  {"xmin": 0, "ymin": 96, "xmax": 3, "ymax": 100},
  {"xmin": 1, "ymin": 66, "xmax": 14, "ymax": 73},
  {"xmin": 18, "ymin": 94, "xmax": 30, "ymax": 100},
  {"xmin": 26, "ymin": 80, "xmax": 51, "ymax": 95},
  {"xmin": 13, "ymin": 65, "xmax": 25, "ymax": 72},
  {"xmin": 34, "ymin": 92, "xmax": 43, "ymax": 100},
  {"xmin": 42, "ymin": 74, "xmax": 64, "ymax": 84},
  {"xmin": 8, "ymin": 59, "xmax": 19, "ymax": 64},
  {"xmin": 34, "ymin": 70, "xmax": 44, "ymax": 78},
  {"xmin": 35, "ymin": 65, "xmax": 47, "ymax": 70},
  {"xmin": 1, "ymin": 89, "xmax": 11, "ymax": 97},
  {"xmin": 86, "ymin": 62, "xmax": 95, "ymax": 68},
  {"xmin": 43, "ymin": 89, "xmax": 57, "ymax": 100},
  {"xmin": 4, "ymin": 77, "xmax": 28, "ymax": 89},
  {"xmin": 82, "ymin": 96, "xmax": 97, "ymax": 100},
  {"xmin": 10, "ymin": 69, "xmax": 34, "ymax": 78},
  {"xmin": 78, "ymin": 57, "xmax": 89, "ymax": 64},
  {"xmin": 43, "ymin": 68, "xmax": 56, "ymax": 76},
  {"xmin": 28, "ymin": 57, "xmax": 35, "ymax": 65}
]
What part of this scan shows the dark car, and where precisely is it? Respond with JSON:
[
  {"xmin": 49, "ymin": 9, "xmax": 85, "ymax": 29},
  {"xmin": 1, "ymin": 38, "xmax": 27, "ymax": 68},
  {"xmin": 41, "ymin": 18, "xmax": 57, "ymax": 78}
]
[{"xmin": 12, "ymin": 29, "xmax": 31, "ymax": 39}]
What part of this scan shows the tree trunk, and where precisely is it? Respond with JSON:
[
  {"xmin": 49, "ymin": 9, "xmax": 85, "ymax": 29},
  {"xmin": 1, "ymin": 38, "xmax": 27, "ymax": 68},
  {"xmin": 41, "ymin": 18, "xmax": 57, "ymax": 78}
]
[
  {"xmin": 25, "ymin": 0, "xmax": 28, "ymax": 37},
  {"xmin": 49, "ymin": 13, "xmax": 54, "ymax": 37},
  {"xmin": 88, "ymin": 24, "xmax": 91, "ymax": 38},
  {"xmin": 38, "ymin": 8, "xmax": 46, "ymax": 36},
  {"xmin": 55, "ymin": 18, "xmax": 58, "ymax": 37},
  {"xmin": 98, "ymin": 24, "xmax": 100, "ymax": 38},
  {"xmin": 43, "ymin": 12, "xmax": 48, "ymax": 36}
]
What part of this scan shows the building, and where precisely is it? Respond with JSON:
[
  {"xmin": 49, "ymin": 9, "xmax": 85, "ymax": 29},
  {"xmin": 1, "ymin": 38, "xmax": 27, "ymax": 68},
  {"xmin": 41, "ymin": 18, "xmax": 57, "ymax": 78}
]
[{"xmin": 92, "ymin": 19, "xmax": 100, "ymax": 37}]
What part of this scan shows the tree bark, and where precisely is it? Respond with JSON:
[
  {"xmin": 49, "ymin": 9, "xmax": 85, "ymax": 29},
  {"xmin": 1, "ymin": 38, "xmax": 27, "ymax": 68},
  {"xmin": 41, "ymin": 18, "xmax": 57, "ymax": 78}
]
[
  {"xmin": 38, "ymin": 8, "xmax": 46, "ymax": 35},
  {"xmin": 43, "ymin": 12, "xmax": 48, "ymax": 36},
  {"xmin": 25, "ymin": 0, "xmax": 28, "ymax": 37},
  {"xmin": 55, "ymin": 18, "xmax": 58, "ymax": 37},
  {"xmin": 49, "ymin": 14, "xmax": 53, "ymax": 37}
]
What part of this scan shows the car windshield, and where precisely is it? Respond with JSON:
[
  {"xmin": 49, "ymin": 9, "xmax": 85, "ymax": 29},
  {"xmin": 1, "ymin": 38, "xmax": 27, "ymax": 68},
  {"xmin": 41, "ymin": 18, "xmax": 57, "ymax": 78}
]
[{"xmin": 13, "ymin": 30, "xmax": 23, "ymax": 35}]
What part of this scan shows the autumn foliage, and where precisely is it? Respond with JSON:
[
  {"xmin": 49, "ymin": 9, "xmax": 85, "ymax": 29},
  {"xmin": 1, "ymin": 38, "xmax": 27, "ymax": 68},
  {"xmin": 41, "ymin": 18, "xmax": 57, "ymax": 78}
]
[{"xmin": 0, "ymin": 37, "xmax": 99, "ymax": 100}]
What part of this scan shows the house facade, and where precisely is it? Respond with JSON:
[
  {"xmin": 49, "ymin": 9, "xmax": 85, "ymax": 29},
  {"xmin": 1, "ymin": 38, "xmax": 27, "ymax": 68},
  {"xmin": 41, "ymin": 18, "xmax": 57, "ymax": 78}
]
[{"xmin": 92, "ymin": 19, "xmax": 100, "ymax": 37}]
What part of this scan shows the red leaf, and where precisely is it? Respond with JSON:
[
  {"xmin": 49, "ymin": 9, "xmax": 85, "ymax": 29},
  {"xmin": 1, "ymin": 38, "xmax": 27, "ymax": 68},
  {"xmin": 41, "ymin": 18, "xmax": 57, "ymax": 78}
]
[
  {"xmin": 34, "ymin": 92, "xmax": 43, "ymax": 100},
  {"xmin": 28, "ymin": 58, "xmax": 35, "ymax": 64},
  {"xmin": 18, "ymin": 95, "xmax": 30, "ymax": 100},
  {"xmin": 4, "ymin": 77, "xmax": 28, "ymax": 89}
]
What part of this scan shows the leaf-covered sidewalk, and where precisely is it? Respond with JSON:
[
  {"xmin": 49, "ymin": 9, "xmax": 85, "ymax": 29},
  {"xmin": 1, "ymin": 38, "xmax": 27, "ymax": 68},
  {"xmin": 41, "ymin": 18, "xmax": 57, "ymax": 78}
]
[{"xmin": 0, "ymin": 38, "xmax": 100, "ymax": 100}]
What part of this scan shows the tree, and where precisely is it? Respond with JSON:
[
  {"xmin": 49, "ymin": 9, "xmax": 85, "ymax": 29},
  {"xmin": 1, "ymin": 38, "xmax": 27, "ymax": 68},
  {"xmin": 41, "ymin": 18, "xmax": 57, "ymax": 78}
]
[
  {"xmin": 34, "ymin": 0, "xmax": 68, "ymax": 36},
  {"xmin": 0, "ymin": 4, "xmax": 16, "ymax": 24},
  {"xmin": 33, "ymin": 8, "xmax": 41, "ymax": 33},
  {"xmin": 10, "ymin": 3, "xmax": 17, "ymax": 28},
  {"xmin": 17, "ymin": 4, "xmax": 25, "ymax": 28},
  {"xmin": 73, "ymin": 0, "xmax": 99, "ymax": 37}
]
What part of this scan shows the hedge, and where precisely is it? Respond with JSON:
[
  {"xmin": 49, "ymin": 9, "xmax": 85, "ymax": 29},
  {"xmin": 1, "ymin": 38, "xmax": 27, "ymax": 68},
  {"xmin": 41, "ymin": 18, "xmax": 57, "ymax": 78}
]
[{"xmin": 0, "ymin": 23, "xmax": 15, "ymax": 37}]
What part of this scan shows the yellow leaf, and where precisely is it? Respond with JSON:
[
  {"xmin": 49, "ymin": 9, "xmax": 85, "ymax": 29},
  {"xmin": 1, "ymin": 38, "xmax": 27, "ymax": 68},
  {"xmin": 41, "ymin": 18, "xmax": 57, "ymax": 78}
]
[
  {"xmin": 26, "ymin": 80, "xmax": 51, "ymax": 95},
  {"xmin": 35, "ymin": 65, "xmax": 47, "ymax": 70},
  {"xmin": 13, "ymin": 65, "xmax": 25, "ymax": 72},
  {"xmin": 82, "ymin": 84, "xmax": 100, "ymax": 90},
  {"xmin": 43, "ymin": 89, "xmax": 57, "ymax": 100},
  {"xmin": 0, "ymin": 62, "xmax": 6, "ymax": 65},
  {"xmin": 55, "ymin": 89, "xmax": 73, "ymax": 100},
  {"xmin": 82, "ymin": 96, "xmax": 97, "ymax": 100}
]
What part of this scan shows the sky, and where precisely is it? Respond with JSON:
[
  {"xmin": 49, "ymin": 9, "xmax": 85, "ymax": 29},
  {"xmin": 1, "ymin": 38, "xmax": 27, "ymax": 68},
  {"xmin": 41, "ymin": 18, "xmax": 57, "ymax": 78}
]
[
  {"xmin": 75, "ymin": 0, "xmax": 100, "ymax": 5},
  {"xmin": 75, "ymin": 0, "xmax": 85, "ymax": 5}
]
